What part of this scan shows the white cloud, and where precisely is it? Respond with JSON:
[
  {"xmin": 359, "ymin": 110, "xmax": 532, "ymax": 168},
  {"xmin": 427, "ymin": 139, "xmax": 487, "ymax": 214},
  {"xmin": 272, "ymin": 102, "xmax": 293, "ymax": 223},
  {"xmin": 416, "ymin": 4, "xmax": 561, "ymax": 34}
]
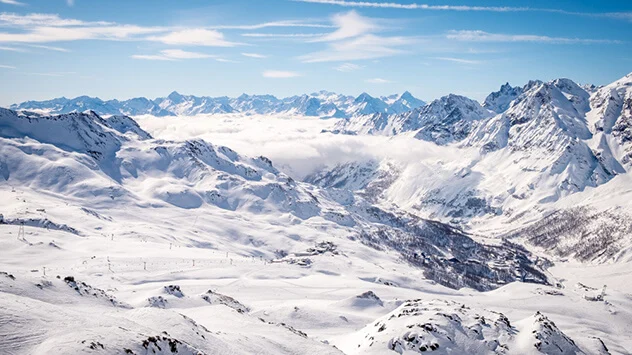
[
  {"xmin": 297, "ymin": 11, "xmax": 413, "ymax": 62},
  {"xmin": 293, "ymin": 0, "xmax": 632, "ymax": 23},
  {"xmin": 67, "ymin": 0, "xmax": 75, "ymax": 6},
  {"xmin": 134, "ymin": 114, "xmax": 475, "ymax": 180},
  {"xmin": 334, "ymin": 62, "xmax": 363, "ymax": 71},
  {"xmin": 0, "ymin": 25, "xmax": 165, "ymax": 43},
  {"xmin": 132, "ymin": 49, "xmax": 216, "ymax": 61},
  {"xmin": 215, "ymin": 58, "xmax": 240, "ymax": 63},
  {"xmin": 210, "ymin": 20, "xmax": 334, "ymax": 30},
  {"xmin": 446, "ymin": 30, "xmax": 621, "ymax": 44},
  {"xmin": 262, "ymin": 70, "xmax": 301, "ymax": 78},
  {"xmin": 311, "ymin": 10, "xmax": 377, "ymax": 42},
  {"xmin": 148, "ymin": 29, "xmax": 240, "ymax": 47},
  {"xmin": 0, "ymin": 0, "xmax": 25, "ymax": 6},
  {"xmin": 28, "ymin": 44, "xmax": 70, "ymax": 52},
  {"xmin": 365, "ymin": 77, "xmax": 392, "ymax": 83},
  {"xmin": 0, "ymin": 13, "xmax": 240, "ymax": 47},
  {"xmin": 0, "ymin": 64, "xmax": 16, "ymax": 69},
  {"xmin": 160, "ymin": 49, "xmax": 215, "ymax": 59},
  {"xmin": 300, "ymin": 34, "xmax": 411, "ymax": 62},
  {"xmin": 0, "ymin": 13, "xmax": 112, "ymax": 27},
  {"xmin": 433, "ymin": 56, "xmax": 482, "ymax": 64},
  {"xmin": 241, "ymin": 52, "xmax": 267, "ymax": 58}
]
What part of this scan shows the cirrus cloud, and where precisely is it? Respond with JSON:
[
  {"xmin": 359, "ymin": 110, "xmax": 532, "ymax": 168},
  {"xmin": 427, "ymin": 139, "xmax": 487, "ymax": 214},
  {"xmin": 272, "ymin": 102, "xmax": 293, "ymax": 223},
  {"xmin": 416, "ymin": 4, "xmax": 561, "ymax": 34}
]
[
  {"xmin": 0, "ymin": 0, "xmax": 25, "ymax": 6},
  {"xmin": 446, "ymin": 30, "xmax": 622, "ymax": 44},
  {"xmin": 132, "ymin": 49, "xmax": 219, "ymax": 61}
]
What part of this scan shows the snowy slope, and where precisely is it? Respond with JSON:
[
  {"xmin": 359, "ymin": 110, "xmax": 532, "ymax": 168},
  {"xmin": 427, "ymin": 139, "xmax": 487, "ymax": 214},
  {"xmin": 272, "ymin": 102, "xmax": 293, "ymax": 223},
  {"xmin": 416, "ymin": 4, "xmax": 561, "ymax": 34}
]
[
  {"xmin": 0, "ymin": 108, "xmax": 551, "ymax": 291},
  {"xmin": 3, "ymin": 75, "xmax": 632, "ymax": 355}
]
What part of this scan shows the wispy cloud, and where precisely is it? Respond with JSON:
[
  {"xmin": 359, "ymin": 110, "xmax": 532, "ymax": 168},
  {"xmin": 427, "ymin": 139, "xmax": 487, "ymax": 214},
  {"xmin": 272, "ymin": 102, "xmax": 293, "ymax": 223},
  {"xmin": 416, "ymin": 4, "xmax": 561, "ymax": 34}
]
[
  {"xmin": 299, "ymin": 11, "xmax": 413, "ymax": 62},
  {"xmin": 215, "ymin": 58, "xmax": 240, "ymax": 63},
  {"xmin": 67, "ymin": 0, "xmax": 75, "ymax": 6},
  {"xmin": 293, "ymin": 0, "xmax": 532, "ymax": 11},
  {"xmin": 292, "ymin": 0, "xmax": 632, "ymax": 22},
  {"xmin": 210, "ymin": 20, "xmax": 334, "ymax": 30},
  {"xmin": 334, "ymin": 62, "xmax": 363, "ymax": 71},
  {"xmin": 28, "ymin": 44, "xmax": 70, "ymax": 52},
  {"xmin": 0, "ymin": 0, "xmax": 25, "ymax": 6},
  {"xmin": 0, "ymin": 24, "xmax": 165, "ymax": 43},
  {"xmin": 0, "ymin": 45, "xmax": 26, "ymax": 52},
  {"xmin": 0, "ymin": 64, "xmax": 16, "ymax": 69},
  {"xmin": 0, "ymin": 13, "xmax": 113, "ymax": 27},
  {"xmin": 147, "ymin": 29, "xmax": 241, "ymax": 47},
  {"xmin": 300, "ymin": 33, "xmax": 412, "ymax": 62},
  {"xmin": 433, "ymin": 56, "xmax": 482, "ymax": 64},
  {"xmin": 310, "ymin": 10, "xmax": 377, "ymax": 42},
  {"xmin": 600, "ymin": 12, "xmax": 632, "ymax": 22},
  {"xmin": 262, "ymin": 70, "xmax": 301, "ymax": 78},
  {"xmin": 132, "ymin": 49, "xmax": 216, "ymax": 61},
  {"xmin": 0, "ymin": 13, "xmax": 240, "ymax": 47},
  {"xmin": 365, "ymin": 77, "xmax": 393, "ymax": 83},
  {"xmin": 447, "ymin": 30, "xmax": 622, "ymax": 44},
  {"xmin": 241, "ymin": 52, "xmax": 267, "ymax": 58}
]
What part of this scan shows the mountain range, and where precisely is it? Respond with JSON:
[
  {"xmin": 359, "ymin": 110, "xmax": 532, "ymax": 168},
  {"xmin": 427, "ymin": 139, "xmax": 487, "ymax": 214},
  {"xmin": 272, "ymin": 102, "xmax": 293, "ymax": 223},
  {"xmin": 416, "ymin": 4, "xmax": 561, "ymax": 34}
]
[
  {"xmin": 314, "ymin": 72, "xmax": 632, "ymax": 263},
  {"xmin": 2, "ymin": 73, "xmax": 632, "ymax": 354},
  {"xmin": 9, "ymin": 91, "xmax": 426, "ymax": 118}
]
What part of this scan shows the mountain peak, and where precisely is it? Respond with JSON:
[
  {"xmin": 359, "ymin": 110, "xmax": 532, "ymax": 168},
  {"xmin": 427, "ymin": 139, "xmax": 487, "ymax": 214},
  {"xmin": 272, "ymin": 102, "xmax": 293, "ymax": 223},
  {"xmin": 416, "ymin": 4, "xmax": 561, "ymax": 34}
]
[
  {"xmin": 167, "ymin": 91, "xmax": 184, "ymax": 101},
  {"xmin": 355, "ymin": 92, "xmax": 374, "ymax": 102},
  {"xmin": 483, "ymin": 82, "xmax": 524, "ymax": 113}
]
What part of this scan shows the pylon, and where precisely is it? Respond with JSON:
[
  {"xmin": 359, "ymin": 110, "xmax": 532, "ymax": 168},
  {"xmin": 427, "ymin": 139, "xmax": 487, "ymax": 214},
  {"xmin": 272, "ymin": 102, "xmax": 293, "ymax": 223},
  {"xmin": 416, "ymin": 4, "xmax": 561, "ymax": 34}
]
[{"xmin": 17, "ymin": 224, "xmax": 25, "ymax": 241}]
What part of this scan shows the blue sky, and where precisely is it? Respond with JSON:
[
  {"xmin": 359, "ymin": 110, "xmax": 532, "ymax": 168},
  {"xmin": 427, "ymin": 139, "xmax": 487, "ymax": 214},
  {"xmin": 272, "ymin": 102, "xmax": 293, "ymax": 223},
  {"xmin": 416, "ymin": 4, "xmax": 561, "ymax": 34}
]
[{"xmin": 0, "ymin": 0, "xmax": 630, "ymax": 105}]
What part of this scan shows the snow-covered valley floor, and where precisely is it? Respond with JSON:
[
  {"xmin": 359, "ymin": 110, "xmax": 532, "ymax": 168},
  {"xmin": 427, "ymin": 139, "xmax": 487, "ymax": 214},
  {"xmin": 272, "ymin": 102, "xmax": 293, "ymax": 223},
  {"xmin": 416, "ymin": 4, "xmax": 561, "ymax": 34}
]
[{"xmin": 1, "ymin": 113, "xmax": 631, "ymax": 354}]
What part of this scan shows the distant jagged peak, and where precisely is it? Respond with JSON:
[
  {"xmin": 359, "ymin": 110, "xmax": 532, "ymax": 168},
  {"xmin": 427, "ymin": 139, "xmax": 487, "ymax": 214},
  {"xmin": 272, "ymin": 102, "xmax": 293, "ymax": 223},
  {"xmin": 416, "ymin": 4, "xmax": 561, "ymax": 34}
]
[{"xmin": 483, "ymin": 82, "xmax": 523, "ymax": 113}]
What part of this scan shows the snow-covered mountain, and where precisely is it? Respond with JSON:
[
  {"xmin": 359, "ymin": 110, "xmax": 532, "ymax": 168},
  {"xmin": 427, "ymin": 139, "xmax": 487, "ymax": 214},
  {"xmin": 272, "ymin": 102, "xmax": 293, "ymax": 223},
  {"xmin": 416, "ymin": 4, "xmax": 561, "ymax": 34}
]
[
  {"xmin": 588, "ymin": 72, "xmax": 632, "ymax": 167},
  {"xmin": 332, "ymin": 94, "xmax": 493, "ymax": 145},
  {"xmin": 314, "ymin": 73, "xmax": 632, "ymax": 265},
  {"xmin": 483, "ymin": 82, "xmax": 523, "ymax": 113},
  {"xmin": 9, "ymin": 91, "xmax": 426, "ymax": 118},
  {"xmin": 0, "ymin": 107, "xmax": 549, "ymax": 291},
  {"xmin": 3, "ymin": 75, "xmax": 632, "ymax": 354},
  {"xmin": 382, "ymin": 91, "xmax": 427, "ymax": 114},
  {"xmin": 352, "ymin": 299, "xmax": 583, "ymax": 355}
]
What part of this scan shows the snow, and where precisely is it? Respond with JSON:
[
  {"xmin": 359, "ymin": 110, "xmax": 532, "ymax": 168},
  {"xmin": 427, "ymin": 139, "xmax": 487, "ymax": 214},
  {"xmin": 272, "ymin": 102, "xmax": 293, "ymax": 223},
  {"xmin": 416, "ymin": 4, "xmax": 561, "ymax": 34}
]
[{"xmin": 2, "ymin": 73, "xmax": 632, "ymax": 354}]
